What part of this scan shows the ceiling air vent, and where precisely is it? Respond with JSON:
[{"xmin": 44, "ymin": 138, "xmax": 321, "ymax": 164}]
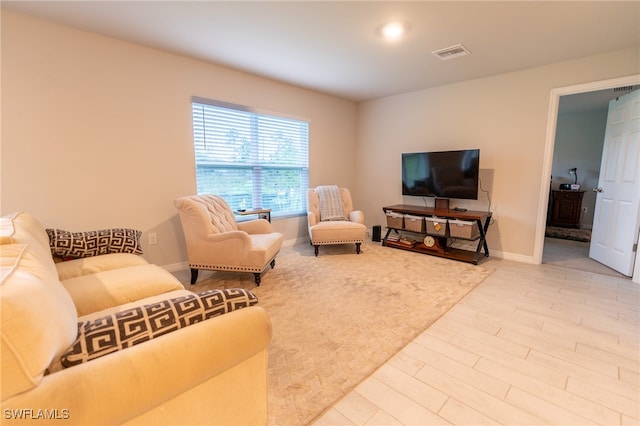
[
  {"xmin": 432, "ymin": 44, "xmax": 471, "ymax": 61},
  {"xmin": 613, "ymin": 86, "xmax": 634, "ymax": 93}
]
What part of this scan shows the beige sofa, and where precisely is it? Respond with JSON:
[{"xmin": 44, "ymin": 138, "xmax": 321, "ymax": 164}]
[{"xmin": 1, "ymin": 212, "xmax": 272, "ymax": 425}]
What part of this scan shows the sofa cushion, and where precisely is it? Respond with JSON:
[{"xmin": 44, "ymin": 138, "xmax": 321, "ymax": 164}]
[
  {"xmin": 61, "ymin": 288, "xmax": 258, "ymax": 367},
  {"xmin": 55, "ymin": 252, "xmax": 149, "ymax": 281},
  {"xmin": 1, "ymin": 244, "xmax": 78, "ymax": 400},
  {"xmin": 62, "ymin": 264, "xmax": 185, "ymax": 317},
  {"xmin": 46, "ymin": 228, "xmax": 143, "ymax": 259}
]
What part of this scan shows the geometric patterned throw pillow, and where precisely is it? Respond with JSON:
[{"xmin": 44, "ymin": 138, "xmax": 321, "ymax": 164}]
[
  {"xmin": 61, "ymin": 288, "xmax": 258, "ymax": 368},
  {"xmin": 46, "ymin": 228, "xmax": 143, "ymax": 259}
]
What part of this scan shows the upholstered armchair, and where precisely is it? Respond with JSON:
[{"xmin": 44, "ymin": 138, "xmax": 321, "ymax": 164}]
[
  {"xmin": 307, "ymin": 186, "xmax": 366, "ymax": 256},
  {"xmin": 174, "ymin": 195, "xmax": 283, "ymax": 285}
]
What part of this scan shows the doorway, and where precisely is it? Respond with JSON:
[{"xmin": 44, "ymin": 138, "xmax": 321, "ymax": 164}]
[
  {"xmin": 542, "ymin": 238, "xmax": 627, "ymax": 279},
  {"xmin": 534, "ymin": 75, "xmax": 640, "ymax": 282}
]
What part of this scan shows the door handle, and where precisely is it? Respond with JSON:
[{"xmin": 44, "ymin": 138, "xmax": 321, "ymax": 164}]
[{"xmin": 593, "ymin": 187, "xmax": 603, "ymax": 193}]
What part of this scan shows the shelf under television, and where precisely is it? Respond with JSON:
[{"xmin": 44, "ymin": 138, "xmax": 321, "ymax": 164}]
[{"xmin": 381, "ymin": 204, "xmax": 492, "ymax": 265}]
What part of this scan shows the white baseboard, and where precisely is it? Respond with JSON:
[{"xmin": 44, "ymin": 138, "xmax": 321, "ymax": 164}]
[
  {"xmin": 163, "ymin": 261, "xmax": 189, "ymax": 273},
  {"xmin": 283, "ymin": 237, "xmax": 307, "ymax": 248},
  {"xmin": 161, "ymin": 240, "xmax": 537, "ymax": 272},
  {"xmin": 491, "ymin": 249, "xmax": 536, "ymax": 264}
]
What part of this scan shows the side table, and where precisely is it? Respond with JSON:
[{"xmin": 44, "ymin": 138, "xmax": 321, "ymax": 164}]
[
  {"xmin": 236, "ymin": 208, "xmax": 271, "ymax": 222},
  {"xmin": 550, "ymin": 190, "xmax": 584, "ymax": 228}
]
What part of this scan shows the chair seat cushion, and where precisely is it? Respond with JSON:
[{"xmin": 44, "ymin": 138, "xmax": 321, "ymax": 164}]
[
  {"xmin": 242, "ymin": 233, "xmax": 283, "ymax": 271},
  {"xmin": 249, "ymin": 233, "xmax": 283, "ymax": 256},
  {"xmin": 189, "ymin": 233, "xmax": 283, "ymax": 273},
  {"xmin": 310, "ymin": 221, "xmax": 366, "ymax": 244}
]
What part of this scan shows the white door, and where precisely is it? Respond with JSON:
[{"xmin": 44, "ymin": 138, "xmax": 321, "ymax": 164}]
[{"xmin": 589, "ymin": 89, "xmax": 640, "ymax": 276}]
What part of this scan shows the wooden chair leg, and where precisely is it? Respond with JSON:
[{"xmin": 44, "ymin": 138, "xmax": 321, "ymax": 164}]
[
  {"xmin": 356, "ymin": 243, "xmax": 361, "ymax": 254},
  {"xmin": 270, "ymin": 259, "xmax": 276, "ymax": 269},
  {"xmin": 314, "ymin": 245, "xmax": 319, "ymax": 256},
  {"xmin": 190, "ymin": 268, "xmax": 199, "ymax": 285},
  {"xmin": 253, "ymin": 273, "xmax": 261, "ymax": 286}
]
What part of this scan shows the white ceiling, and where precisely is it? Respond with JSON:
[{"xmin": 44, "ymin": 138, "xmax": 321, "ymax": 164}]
[{"xmin": 3, "ymin": 1, "xmax": 639, "ymax": 107}]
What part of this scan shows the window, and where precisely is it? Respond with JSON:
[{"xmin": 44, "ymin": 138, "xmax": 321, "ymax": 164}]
[{"xmin": 191, "ymin": 98, "xmax": 309, "ymax": 218}]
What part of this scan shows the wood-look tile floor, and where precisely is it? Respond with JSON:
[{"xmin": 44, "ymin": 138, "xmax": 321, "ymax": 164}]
[{"xmin": 313, "ymin": 258, "xmax": 639, "ymax": 425}]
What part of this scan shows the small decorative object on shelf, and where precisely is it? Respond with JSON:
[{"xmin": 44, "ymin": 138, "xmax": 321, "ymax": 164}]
[
  {"xmin": 423, "ymin": 235, "xmax": 436, "ymax": 247},
  {"xmin": 398, "ymin": 236, "xmax": 417, "ymax": 247},
  {"xmin": 386, "ymin": 233, "xmax": 400, "ymax": 243},
  {"xmin": 422, "ymin": 234, "xmax": 446, "ymax": 252}
]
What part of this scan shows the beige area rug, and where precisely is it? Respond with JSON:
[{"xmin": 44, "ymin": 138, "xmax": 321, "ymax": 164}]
[{"xmin": 187, "ymin": 242, "xmax": 494, "ymax": 425}]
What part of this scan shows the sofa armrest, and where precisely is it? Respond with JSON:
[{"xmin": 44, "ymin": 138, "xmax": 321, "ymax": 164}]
[
  {"xmin": 1, "ymin": 306, "xmax": 272, "ymax": 425},
  {"xmin": 237, "ymin": 219, "xmax": 272, "ymax": 235},
  {"xmin": 207, "ymin": 230, "xmax": 252, "ymax": 244},
  {"xmin": 349, "ymin": 210, "xmax": 364, "ymax": 224},
  {"xmin": 307, "ymin": 211, "xmax": 318, "ymax": 227}
]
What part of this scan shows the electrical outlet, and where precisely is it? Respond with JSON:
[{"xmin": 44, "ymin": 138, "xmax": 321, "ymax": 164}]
[{"xmin": 148, "ymin": 232, "xmax": 158, "ymax": 245}]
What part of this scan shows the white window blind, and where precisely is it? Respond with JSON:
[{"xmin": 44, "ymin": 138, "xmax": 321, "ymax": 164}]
[{"xmin": 192, "ymin": 98, "xmax": 309, "ymax": 217}]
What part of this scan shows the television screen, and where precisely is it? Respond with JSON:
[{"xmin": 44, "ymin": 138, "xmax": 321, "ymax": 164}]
[{"xmin": 402, "ymin": 149, "xmax": 480, "ymax": 199}]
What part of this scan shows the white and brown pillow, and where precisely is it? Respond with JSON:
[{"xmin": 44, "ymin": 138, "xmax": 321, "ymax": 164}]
[
  {"xmin": 47, "ymin": 228, "xmax": 143, "ymax": 259},
  {"xmin": 61, "ymin": 288, "xmax": 258, "ymax": 367}
]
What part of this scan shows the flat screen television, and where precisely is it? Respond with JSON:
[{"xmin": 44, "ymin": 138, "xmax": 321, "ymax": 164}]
[{"xmin": 402, "ymin": 149, "xmax": 480, "ymax": 199}]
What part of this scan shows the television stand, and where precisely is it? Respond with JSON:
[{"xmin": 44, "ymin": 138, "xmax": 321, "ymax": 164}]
[{"xmin": 382, "ymin": 204, "xmax": 492, "ymax": 265}]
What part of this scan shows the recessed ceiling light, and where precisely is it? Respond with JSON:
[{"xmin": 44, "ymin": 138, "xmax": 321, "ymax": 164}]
[{"xmin": 379, "ymin": 21, "xmax": 408, "ymax": 42}]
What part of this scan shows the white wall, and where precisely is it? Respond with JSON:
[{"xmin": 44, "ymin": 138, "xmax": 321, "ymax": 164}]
[
  {"xmin": 355, "ymin": 48, "xmax": 639, "ymax": 262},
  {"xmin": 1, "ymin": 10, "xmax": 357, "ymax": 267},
  {"xmin": 552, "ymin": 108, "xmax": 608, "ymax": 228},
  {"xmin": 3, "ymin": 9, "xmax": 639, "ymax": 267}
]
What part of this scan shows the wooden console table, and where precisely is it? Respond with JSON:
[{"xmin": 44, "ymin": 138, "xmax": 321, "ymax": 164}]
[{"xmin": 382, "ymin": 204, "xmax": 492, "ymax": 265}]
